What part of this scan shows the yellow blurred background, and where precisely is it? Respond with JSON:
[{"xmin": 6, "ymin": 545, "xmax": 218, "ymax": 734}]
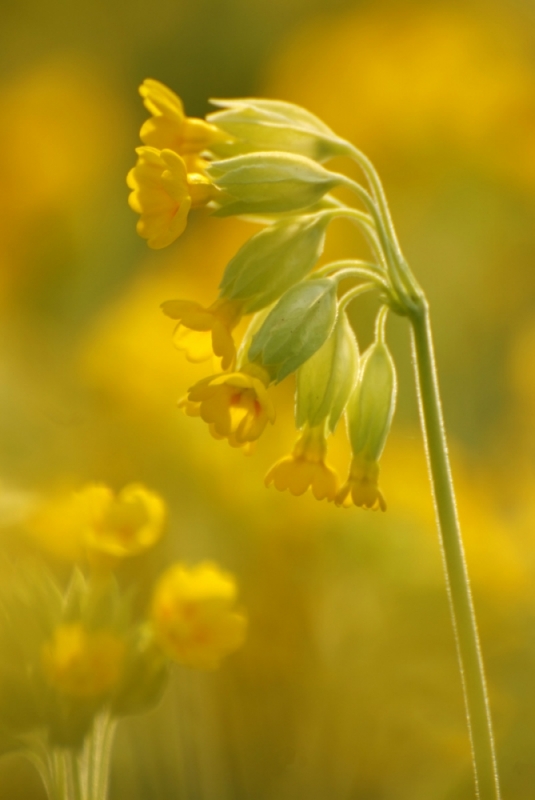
[{"xmin": 2, "ymin": 0, "xmax": 535, "ymax": 797}]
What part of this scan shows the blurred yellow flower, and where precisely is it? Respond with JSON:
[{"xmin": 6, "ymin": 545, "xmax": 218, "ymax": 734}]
[
  {"xmin": 80, "ymin": 483, "xmax": 166, "ymax": 560},
  {"xmin": 139, "ymin": 78, "xmax": 227, "ymax": 155},
  {"xmin": 151, "ymin": 562, "xmax": 246, "ymax": 670},
  {"xmin": 162, "ymin": 297, "xmax": 243, "ymax": 370},
  {"xmin": 127, "ymin": 146, "xmax": 214, "ymax": 249},
  {"xmin": 336, "ymin": 454, "xmax": 386, "ymax": 511},
  {"xmin": 183, "ymin": 367, "xmax": 275, "ymax": 448},
  {"xmin": 265, "ymin": 425, "xmax": 339, "ymax": 501},
  {"xmin": 26, "ymin": 483, "xmax": 165, "ymax": 562},
  {"xmin": 41, "ymin": 623, "xmax": 125, "ymax": 698}
]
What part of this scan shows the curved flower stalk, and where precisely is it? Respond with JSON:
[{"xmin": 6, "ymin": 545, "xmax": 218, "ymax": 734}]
[
  {"xmin": 128, "ymin": 81, "xmax": 502, "ymax": 800},
  {"xmin": 3, "ymin": 481, "xmax": 246, "ymax": 800}
]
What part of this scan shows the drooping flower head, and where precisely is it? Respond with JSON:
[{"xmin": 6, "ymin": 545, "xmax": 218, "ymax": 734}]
[
  {"xmin": 182, "ymin": 364, "xmax": 275, "ymax": 449},
  {"xmin": 139, "ymin": 79, "xmax": 228, "ymax": 155},
  {"xmin": 151, "ymin": 562, "xmax": 247, "ymax": 670},
  {"xmin": 265, "ymin": 424, "xmax": 339, "ymax": 501},
  {"xmin": 127, "ymin": 146, "xmax": 215, "ymax": 248},
  {"xmin": 161, "ymin": 297, "xmax": 243, "ymax": 370}
]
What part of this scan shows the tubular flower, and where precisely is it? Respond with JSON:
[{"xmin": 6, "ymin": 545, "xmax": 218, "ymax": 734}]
[
  {"xmin": 265, "ymin": 425, "xmax": 339, "ymax": 501},
  {"xmin": 41, "ymin": 623, "xmax": 125, "ymax": 698},
  {"xmin": 335, "ymin": 454, "xmax": 386, "ymax": 511},
  {"xmin": 139, "ymin": 78, "xmax": 228, "ymax": 155},
  {"xmin": 161, "ymin": 297, "xmax": 243, "ymax": 370},
  {"xmin": 151, "ymin": 562, "xmax": 247, "ymax": 670},
  {"xmin": 79, "ymin": 483, "xmax": 166, "ymax": 560},
  {"xmin": 127, "ymin": 146, "xmax": 215, "ymax": 249},
  {"xmin": 182, "ymin": 365, "xmax": 275, "ymax": 448}
]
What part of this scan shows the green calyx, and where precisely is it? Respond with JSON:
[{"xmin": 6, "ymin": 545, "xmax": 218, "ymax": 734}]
[
  {"xmin": 207, "ymin": 152, "xmax": 343, "ymax": 216},
  {"xmin": 207, "ymin": 97, "xmax": 349, "ymax": 162},
  {"xmin": 346, "ymin": 337, "xmax": 397, "ymax": 464},
  {"xmin": 219, "ymin": 212, "xmax": 332, "ymax": 313},
  {"xmin": 296, "ymin": 313, "xmax": 359, "ymax": 433},
  {"xmin": 248, "ymin": 278, "xmax": 338, "ymax": 382}
]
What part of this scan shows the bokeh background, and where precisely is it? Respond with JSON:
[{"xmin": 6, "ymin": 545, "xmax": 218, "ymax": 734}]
[{"xmin": 2, "ymin": 0, "xmax": 535, "ymax": 797}]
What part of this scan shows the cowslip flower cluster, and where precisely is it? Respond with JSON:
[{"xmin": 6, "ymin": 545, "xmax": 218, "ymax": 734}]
[
  {"xmin": 0, "ymin": 481, "xmax": 246, "ymax": 798},
  {"xmin": 128, "ymin": 82, "xmax": 423, "ymax": 509}
]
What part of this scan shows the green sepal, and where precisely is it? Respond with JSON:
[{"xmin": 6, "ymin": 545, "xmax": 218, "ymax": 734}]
[
  {"xmin": 248, "ymin": 279, "xmax": 338, "ymax": 382},
  {"xmin": 346, "ymin": 340, "xmax": 397, "ymax": 462},
  {"xmin": 296, "ymin": 313, "xmax": 359, "ymax": 432},
  {"xmin": 220, "ymin": 213, "xmax": 331, "ymax": 313}
]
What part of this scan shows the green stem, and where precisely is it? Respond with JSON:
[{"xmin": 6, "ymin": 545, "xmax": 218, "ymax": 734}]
[
  {"xmin": 26, "ymin": 713, "xmax": 117, "ymax": 800},
  {"xmin": 410, "ymin": 299, "xmax": 501, "ymax": 800}
]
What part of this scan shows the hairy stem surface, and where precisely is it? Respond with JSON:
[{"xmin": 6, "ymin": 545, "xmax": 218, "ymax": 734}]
[{"xmin": 410, "ymin": 300, "xmax": 501, "ymax": 800}]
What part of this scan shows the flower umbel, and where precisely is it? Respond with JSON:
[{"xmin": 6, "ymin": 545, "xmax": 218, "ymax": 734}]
[
  {"xmin": 182, "ymin": 365, "xmax": 275, "ymax": 448},
  {"xmin": 265, "ymin": 425, "xmax": 339, "ymax": 501},
  {"xmin": 151, "ymin": 562, "xmax": 247, "ymax": 670},
  {"xmin": 127, "ymin": 146, "xmax": 214, "ymax": 248},
  {"xmin": 162, "ymin": 297, "xmax": 243, "ymax": 370}
]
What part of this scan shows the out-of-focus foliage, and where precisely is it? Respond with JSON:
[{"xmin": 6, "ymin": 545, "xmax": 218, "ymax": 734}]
[{"xmin": 2, "ymin": 0, "xmax": 535, "ymax": 799}]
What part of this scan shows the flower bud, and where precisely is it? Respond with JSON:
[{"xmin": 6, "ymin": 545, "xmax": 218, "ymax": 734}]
[
  {"xmin": 220, "ymin": 212, "xmax": 331, "ymax": 313},
  {"xmin": 248, "ymin": 279, "xmax": 338, "ymax": 382},
  {"xmin": 207, "ymin": 97, "xmax": 347, "ymax": 162},
  {"xmin": 206, "ymin": 152, "xmax": 343, "ymax": 216},
  {"xmin": 296, "ymin": 313, "xmax": 359, "ymax": 432}
]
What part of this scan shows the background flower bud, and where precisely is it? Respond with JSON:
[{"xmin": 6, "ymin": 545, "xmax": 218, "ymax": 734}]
[
  {"xmin": 248, "ymin": 279, "xmax": 338, "ymax": 382},
  {"xmin": 207, "ymin": 152, "xmax": 343, "ymax": 215},
  {"xmin": 220, "ymin": 212, "xmax": 331, "ymax": 313},
  {"xmin": 296, "ymin": 314, "xmax": 359, "ymax": 432}
]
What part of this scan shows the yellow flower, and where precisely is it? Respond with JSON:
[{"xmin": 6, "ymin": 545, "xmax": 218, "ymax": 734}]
[
  {"xmin": 41, "ymin": 623, "xmax": 125, "ymax": 698},
  {"xmin": 265, "ymin": 425, "xmax": 339, "ymax": 501},
  {"xmin": 139, "ymin": 79, "xmax": 227, "ymax": 155},
  {"xmin": 25, "ymin": 483, "xmax": 165, "ymax": 562},
  {"xmin": 80, "ymin": 483, "xmax": 166, "ymax": 560},
  {"xmin": 162, "ymin": 297, "xmax": 242, "ymax": 370},
  {"xmin": 335, "ymin": 455, "xmax": 386, "ymax": 511},
  {"xmin": 183, "ymin": 366, "xmax": 275, "ymax": 448},
  {"xmin": 127, "ymin": 146, "xmax": 215, "ymax": 249},
  {"xmin": 151, "ymin": 562, "xmax": 247, "ymax": 670}
]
